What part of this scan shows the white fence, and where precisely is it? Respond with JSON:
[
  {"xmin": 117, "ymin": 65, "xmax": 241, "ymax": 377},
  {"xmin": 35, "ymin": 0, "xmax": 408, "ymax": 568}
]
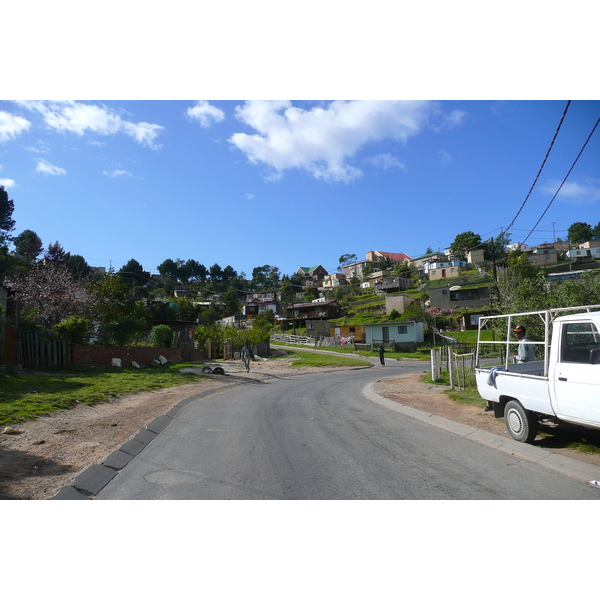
[{"xmin": 271, "ymin": 333, "xmax": 316, "ymax": 346}]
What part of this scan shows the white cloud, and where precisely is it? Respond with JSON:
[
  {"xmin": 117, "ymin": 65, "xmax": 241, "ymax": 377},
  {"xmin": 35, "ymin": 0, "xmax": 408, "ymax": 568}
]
[
  {"xmin": 103, "ymin": 169, "xmax": 133, "ymax": 178},
  {"xmin": 365, "ymin": 153, "xmax": 407, "ymax": 171},
  {"xmin": 438, "ymin": 150, "xmax": 453, "ymax": 166},
  {"xmin": 17, "ymin": 101, "xmax": 164, "ymax": 149},
  {"xmin": 541, "ymin": 178, "xmax": 600, "ymax": 204},
  {"xmin": 187, "ymin": 101, "xmax": 225, "ymax": 127},
  {"xmin": 36, "ymin": 159, "xmax": 67, "ymax": 176},
  {"xmin": 0, "ymin": 178, "xmax": 16, "ymax": 188},
  {"xmin": 0, "ymin": 110, "xmax": 31, "ymax": 143},
  {"xmin": 245, "ymin": 193, "xmax": 254, "ymax": 200},
  {"xmin": 229, "ymin": 100, "xmax": 442, "ymax": 182}
]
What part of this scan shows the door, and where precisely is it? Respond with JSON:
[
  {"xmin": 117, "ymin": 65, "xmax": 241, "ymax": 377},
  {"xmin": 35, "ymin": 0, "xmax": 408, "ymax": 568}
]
[
  {"xmin": 552, "ymin": 320, "xmax": 600, "ymax": 424},
  {"xmin": 382, "ymin": 327, "xmax": 389, "ymax": 343}
]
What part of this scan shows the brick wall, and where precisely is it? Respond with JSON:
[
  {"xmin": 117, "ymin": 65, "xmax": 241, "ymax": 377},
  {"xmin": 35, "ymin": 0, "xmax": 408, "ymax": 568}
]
[{"xmin": 72, "ymin": 346, "xmax": 185, "ymax": 368}]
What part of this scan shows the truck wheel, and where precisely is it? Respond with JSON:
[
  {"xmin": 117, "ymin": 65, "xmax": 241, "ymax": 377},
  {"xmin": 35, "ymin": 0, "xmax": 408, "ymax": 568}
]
[{"xmin": 504, "ymin": 400, "xmax": 538, "ymax": 443}]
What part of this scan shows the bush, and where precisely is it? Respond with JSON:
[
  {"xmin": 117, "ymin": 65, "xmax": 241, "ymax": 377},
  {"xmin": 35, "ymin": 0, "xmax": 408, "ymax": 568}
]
[
  {"xmin": 99, "ymin": 316, "xmax": 152, "ymax": 346},
  {"xmin": 149, "ymin": 324, "xmax": 174, "ymax": 347},
  {"xmin": 55, "ymin": 317, "xmax": 92, "ymax": 345}
]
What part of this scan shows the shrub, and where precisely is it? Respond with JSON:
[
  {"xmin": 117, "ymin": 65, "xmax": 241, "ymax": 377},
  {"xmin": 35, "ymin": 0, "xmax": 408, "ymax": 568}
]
[
  {"xmin": 149, "ymin": 324, "xmax": 174, "ymax": 347},
  {"xmin": 54, "ymin": 317, "xmax": 92, "ymax": 345}
]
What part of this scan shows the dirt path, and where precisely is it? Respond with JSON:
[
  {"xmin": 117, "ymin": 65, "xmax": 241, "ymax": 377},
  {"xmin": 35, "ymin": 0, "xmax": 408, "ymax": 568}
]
[{"xmin": 3, "ymin": 358, "xmax": 599, "ymax": 500}]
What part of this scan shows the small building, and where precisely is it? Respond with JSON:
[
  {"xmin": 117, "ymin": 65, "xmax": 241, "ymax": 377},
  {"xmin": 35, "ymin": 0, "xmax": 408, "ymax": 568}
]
[
  {"xmin": 429, "ymin": 265, "xmax": 463, "ymax": 281},
  {"xmin": 429, "ymin": 286, "xmax": 491, "ymax": 310},
  {"xmin": 363, "ymin": 320, "xmax": 424, "ymax": 349},
  {"xmin": 284, "ymin": 299, "xmax": 342, "ymax": 327},
  {"xmin": 297, "ymin": 265, "xmax": 328, "ymax": 285},
  {"xmin": 321, "ymin": 272, "xmax": 348, "ymax": 289},
  {"xmin": 329, "ymin": 324, "xmax": 365, "ymax": 343},
  {"xmin": 527, "ymin": 247, "xmax": 558, "ymax": 267},
  {"xmin": 466, "ymin": 248, "xmax": 485, "ymax": 265}
]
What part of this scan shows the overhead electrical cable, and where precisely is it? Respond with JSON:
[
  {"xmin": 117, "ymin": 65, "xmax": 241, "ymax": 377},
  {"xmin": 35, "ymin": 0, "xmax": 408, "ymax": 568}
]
[
  {"xmin": 504, "ymin": 100, "xmax": 571, "ymax": 235},
  {"xmin": 521, "ymin": 115, "xmax": 600, "ymax": 245}
]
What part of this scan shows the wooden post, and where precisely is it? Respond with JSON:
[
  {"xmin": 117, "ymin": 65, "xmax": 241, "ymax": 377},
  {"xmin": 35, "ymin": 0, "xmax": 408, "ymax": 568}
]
[{"xmin": 448, "ymin": 347, "xmax": 455, "ymax": 389}]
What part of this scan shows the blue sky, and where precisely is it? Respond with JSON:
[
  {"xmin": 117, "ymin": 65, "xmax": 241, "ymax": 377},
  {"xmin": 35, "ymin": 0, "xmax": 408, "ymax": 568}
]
[{"xmin": 1, "ymin": 99, "xmax": 598, "ymax": 279}]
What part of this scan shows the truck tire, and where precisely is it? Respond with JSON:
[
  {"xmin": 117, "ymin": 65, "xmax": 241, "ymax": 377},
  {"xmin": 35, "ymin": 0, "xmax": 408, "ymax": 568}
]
[{"xmin": 504, "ymin": 400, "xmax": 538, "ymax": 443}]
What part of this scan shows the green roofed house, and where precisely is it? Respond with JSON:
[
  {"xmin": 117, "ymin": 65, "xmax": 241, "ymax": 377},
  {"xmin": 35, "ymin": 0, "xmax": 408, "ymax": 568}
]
[{"xmin": 297, "ymin": 265, "xmax": 328, "ymax": 285}]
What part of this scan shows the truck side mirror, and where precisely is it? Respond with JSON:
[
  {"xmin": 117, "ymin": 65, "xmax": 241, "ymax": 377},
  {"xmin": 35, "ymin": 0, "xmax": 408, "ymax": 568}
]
[{"xmin": 590, "ymin": 348, "xmax": 600, "ymax": 365}]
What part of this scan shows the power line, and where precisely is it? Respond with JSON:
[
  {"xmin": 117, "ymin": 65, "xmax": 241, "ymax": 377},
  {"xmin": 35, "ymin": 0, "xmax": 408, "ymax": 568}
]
[
  {"xmin": 505, "ymin": 100, "xmax": 571, "ymax": 235},
  {"xmin": 521, "ymin": 115, "xmax": 600, "ymax": 245}
]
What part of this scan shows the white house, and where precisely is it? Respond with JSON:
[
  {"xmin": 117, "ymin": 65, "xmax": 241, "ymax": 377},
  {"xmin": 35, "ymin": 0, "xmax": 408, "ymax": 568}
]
[{"xmin": 363, "ymin": 320, "xmax": 424, "ymax": 348}]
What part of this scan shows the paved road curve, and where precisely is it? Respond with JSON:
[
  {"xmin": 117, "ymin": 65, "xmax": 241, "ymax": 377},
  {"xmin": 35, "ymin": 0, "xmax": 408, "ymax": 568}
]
[{"xmin": 96, "ymin": 361, "xmax": 600, "ymax": 500}]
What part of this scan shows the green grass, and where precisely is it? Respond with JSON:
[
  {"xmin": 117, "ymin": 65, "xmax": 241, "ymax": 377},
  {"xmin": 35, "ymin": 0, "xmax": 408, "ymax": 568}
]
[
  {"xmin": 272, "ymin": 341, "xmax": 431, "ymax": 361},
  {"xmin": 280, "ymin": 349, "xmax": 371, "ymax": 369},
  {"xmin": 444, "ymin": 329, "xmax": 495, "ymax": 343},
  {"xmin": 0, "ymin": 362, "xmax": 206, "ymax": 426}
]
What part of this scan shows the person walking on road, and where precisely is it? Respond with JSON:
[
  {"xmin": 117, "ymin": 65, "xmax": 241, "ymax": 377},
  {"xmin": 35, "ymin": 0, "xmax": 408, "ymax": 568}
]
[
  {"xmin": 241, "ymin": 342, "xmax": 252, "ymax": 373},
  {"xmin": 378, "ymin": 345, "xmax": 386, "ymax": 366}
]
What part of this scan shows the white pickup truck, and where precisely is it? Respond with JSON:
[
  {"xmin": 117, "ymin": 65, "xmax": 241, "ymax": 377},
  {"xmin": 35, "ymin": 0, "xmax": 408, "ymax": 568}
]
[{"xmin": 474, "ymin": 305, "xmax": 600, "ymax": 443}]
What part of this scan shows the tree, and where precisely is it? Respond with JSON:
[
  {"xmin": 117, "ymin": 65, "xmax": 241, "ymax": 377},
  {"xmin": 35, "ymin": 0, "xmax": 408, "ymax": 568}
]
[
  {"xmin": 118, "ymin": 258, "xmax": 150, "ymax": 287},
  {"xmin": 65, "ymin": 254, "xmax": 91, "ymax": 278},
  {"xmin": 44, "ymin": 241, "xmax": 67, "ymax": 263},
  {"xmin": 14, "ymin": 229, "xmax": 43, "ymax": 264},
  {"xmin": 450, "ymin": 231, "xmax": 482, "ymax": 259},
  {"xmin": 186, "ymin": 259, "xmax": 208, "ymax": 283},
  {"xmin": 592, "ymin": 221, "xmax": 600, "ymax": 241},
  {"xmin": 568, "ymin": 222, "xmax": 593, "ymax": 245},
  {"xmin": 337, "ymin": 253, "xmax": 358, "ymax": 272},
  {"xmin": 251, "ymin": 265, "xmax": 280, "ymax": 290},
  {"xmin": 0, "ymin": 185, "xmax": 16, "ymax": 245},
  {"xmin": 3, "ymin": 261, "xmax": 89, "ymax": 327},
  {"xmin": 157, "ymin": 258, "xmax": 180, "ymax": 280},
  {"xmin": 209, "ymin": 263, "xmax": 223, "ymax": 282}
]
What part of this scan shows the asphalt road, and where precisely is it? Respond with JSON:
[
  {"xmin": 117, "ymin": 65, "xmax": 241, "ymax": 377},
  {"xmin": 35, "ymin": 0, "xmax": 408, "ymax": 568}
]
[{"xmin": 96, "ymin": 361, "xmax": 600, "ymax": 500}]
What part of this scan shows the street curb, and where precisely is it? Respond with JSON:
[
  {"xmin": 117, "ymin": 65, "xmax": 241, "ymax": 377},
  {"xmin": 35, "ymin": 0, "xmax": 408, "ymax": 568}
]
[{"xmin": 362, "ymin": 379, "xmax": 600, "ymax": 485}]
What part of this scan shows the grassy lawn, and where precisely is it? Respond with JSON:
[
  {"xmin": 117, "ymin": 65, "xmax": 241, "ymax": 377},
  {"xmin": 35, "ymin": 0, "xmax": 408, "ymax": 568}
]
[
  {"xmin": 272, "ymin": 341, "xmax": 431, "ymax": 361},
  {"xmin": 280, "ymin": 349, "xmax": 371, "ymax": 369},
  {"xmin": 0, "ymin": 363, "xmax": 206, "ymax": 426}
]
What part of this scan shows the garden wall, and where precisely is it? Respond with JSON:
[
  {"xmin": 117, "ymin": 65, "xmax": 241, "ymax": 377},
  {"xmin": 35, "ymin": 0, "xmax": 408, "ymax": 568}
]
[{"xmin": 72, "ymin": 345, "xmax": 187, "ymax": 368}]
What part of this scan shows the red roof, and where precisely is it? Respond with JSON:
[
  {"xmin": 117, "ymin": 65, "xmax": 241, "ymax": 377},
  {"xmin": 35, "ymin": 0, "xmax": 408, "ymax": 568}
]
[{"xmin": 376, "ymin": 251, "xmax": 412, "ymax": 262}]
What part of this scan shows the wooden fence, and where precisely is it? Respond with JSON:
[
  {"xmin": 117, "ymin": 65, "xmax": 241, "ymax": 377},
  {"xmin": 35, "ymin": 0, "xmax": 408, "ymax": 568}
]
[{"xmin": 20, "ymin": 330, "xmax": 71, "ymax": 369}]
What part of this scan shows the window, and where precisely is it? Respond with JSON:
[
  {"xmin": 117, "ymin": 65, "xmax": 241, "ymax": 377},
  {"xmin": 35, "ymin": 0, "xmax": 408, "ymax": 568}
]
[
  {"xmin": 561, "ymin": 322, "xmax": 600, "ymax": 363},
  {"xmin": 398, "ymin": 325, "xmax": 407, "ymax": 335},
  {"xmin": 349, "ymin": 327, "xmax": 355, "ymax": 333},
  {"xmin": 382, "ymin": 327, "xmax": 389, "ymax": 342}
]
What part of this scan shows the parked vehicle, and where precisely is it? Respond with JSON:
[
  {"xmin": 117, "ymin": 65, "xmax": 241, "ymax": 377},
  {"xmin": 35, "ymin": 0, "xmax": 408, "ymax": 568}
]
[{"xmin": 474, "ymin": 305, "xmax": 600, "ymax": 443}]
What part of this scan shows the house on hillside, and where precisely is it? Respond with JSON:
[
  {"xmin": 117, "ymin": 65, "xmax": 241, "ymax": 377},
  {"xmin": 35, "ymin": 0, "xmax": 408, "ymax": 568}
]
[
  {"xmin": 429, "ymin": 285, "xmax": 491, "ymax": 310},
  {"xmin": 363, "ymin": 320, "xmax": 424, "ymax": 350},
  {"xmin": 243, "ymin": 296, "xmax": 282, "ymax": 322},
  {"xmin": 567, "ymin": 246, "xmax": 600, "ymax": 262},
  {"xmin": 366, "ymin": 250, "xmax": 412, "ymax": 265},
  {"xmin": 284, "ymin": 298, "xmax": 341, "ymax": 325},
  {"xmin": 297, "ymin": 265, "xmax": 328, "ymax": 285},
  {"xmin": 374, "ymin": 275, "xmax": 413, "ymax": 294},
  {"xmin": 429, "ymin": 264, "xmax": 463, "ymax": 281},
  {"xmin": 466, "ymin": 248, "xmax": 485, "ymax": 265},
  {"xmin": 321, "ymin": 272, "xmax": 348, "ymax": 289},
  {"xmin": 527, "ymin": 246, "xmax": 558, "ymax": 267}
]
